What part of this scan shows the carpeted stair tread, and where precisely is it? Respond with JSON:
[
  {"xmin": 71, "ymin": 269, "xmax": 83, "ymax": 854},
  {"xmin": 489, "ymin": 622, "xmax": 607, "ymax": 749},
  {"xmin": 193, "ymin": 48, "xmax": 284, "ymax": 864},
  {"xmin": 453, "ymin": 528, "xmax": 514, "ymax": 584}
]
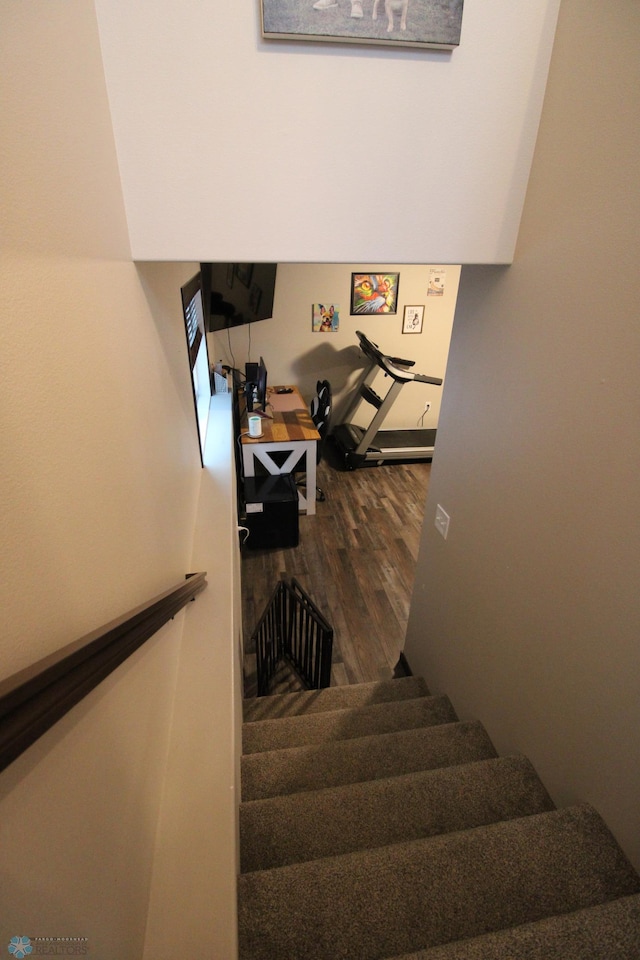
[
  {"xmin": 387, "ymin": 893, "xmax": 640, "ymax": 959},
  {"xmin": 241, "ymin": 720, "xmax": 497, "ymax": 801},
  {"xmin": 239, "ymin": 754, "xmax": 555, "ymax": 872},
  {"xmin": 242, "ymin": 675, "xmax": 430, "ymax": 722},
  {"xmin": 237, "ymin": 803, "xmax": 640, "ymax": 960},
  {"xmin": 242, "ymin": 694, "xmax": 458, "ymax": 754}
]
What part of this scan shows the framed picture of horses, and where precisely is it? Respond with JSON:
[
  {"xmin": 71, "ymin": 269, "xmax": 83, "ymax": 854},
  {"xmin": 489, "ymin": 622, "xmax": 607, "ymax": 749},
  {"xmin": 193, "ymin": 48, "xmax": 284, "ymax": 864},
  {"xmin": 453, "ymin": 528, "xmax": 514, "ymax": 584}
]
[{"xmin": 261, "ymin": 0, "xmax": 464, "ymax": 51}]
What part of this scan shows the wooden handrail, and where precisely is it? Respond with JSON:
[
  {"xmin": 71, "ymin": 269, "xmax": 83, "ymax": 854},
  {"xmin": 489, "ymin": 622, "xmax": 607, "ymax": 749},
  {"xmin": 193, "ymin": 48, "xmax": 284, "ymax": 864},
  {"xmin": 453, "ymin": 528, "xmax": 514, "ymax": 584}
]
[{"xmin": 0, "ymin": 572, "xmax": 207, "ymax": 774}]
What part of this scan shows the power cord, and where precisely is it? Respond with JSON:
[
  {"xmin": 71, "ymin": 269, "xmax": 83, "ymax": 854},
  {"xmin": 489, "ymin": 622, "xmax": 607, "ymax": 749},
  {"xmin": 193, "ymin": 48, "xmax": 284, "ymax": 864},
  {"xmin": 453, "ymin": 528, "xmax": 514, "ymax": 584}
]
[
  {"xmin": 418, "ymin": 402, "xmax": 431, "ymax": 427},
  {"xmin": 226, "ymin": 328, "xmax": 236, "ymax": 371}
]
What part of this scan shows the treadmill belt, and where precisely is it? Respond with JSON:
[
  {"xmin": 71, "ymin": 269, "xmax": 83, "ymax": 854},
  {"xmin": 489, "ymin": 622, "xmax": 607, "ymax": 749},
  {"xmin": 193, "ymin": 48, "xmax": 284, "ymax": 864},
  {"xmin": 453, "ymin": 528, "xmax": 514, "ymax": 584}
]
[{"xmin": 373, "ymin": 429, "xmax": 437, "ymax": 449}]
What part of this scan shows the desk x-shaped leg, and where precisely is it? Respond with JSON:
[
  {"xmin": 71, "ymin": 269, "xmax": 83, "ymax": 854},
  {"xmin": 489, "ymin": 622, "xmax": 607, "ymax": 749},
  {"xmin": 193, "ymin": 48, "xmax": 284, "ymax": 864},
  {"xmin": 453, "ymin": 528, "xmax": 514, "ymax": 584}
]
[{"xmin": 242, "ymin": 440, "xmax": 317, "ymax": 516}]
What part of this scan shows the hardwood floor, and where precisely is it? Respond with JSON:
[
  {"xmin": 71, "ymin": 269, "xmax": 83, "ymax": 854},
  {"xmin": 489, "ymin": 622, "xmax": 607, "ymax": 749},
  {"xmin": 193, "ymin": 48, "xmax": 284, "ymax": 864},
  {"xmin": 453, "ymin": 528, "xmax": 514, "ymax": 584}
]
[{"xmin": 241, "ymin": 444, "xmax": 431, "ymax": 695}]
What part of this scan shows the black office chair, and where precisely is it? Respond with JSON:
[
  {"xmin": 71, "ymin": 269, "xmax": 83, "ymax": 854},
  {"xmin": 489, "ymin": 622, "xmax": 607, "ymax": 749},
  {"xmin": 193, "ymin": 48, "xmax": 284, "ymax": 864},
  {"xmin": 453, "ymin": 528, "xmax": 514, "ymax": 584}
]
[{"xmin": 300, "ymin": 379, "xmax": 332, "ymax": 502}]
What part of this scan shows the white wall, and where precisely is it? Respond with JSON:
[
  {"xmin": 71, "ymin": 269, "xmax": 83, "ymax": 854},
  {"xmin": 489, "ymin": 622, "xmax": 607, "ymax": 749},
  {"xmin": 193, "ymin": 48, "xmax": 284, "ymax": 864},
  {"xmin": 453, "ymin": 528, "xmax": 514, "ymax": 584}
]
[
  {"xmin": 210, "ymin": 263, "xmax": 460, "ymax": 431},
  {"xmin": 1, "ymin": 4, "xmax": 240, "ymax": 957},
  {"xmin": 94, "ymin": 0, "xmax": 560, "ymax": 264},
  {"xmin": 404, "ymin": 0, "xmax": 640, "ymax": 871}
]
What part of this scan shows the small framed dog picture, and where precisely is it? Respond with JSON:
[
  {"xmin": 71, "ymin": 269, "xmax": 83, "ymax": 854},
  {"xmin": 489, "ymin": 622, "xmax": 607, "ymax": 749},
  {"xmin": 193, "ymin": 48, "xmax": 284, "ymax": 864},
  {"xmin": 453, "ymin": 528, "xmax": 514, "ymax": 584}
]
[
  {"xmin": 261, "ymin": 0, "xmax": 463, "ymax": 51},
  {"xmin": 312, "ymin": 303, "xmax": 340, "ymax": 332},
  {"xmin": 403, "ymin": 304, "xmax": 424, "ymax": 334}
]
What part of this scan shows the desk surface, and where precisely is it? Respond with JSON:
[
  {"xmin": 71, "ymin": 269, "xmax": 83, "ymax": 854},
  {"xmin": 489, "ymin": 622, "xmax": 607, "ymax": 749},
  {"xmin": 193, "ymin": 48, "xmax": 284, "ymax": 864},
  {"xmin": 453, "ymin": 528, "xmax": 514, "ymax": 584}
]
[{"xmin": 241, "ymin": 385, "xmax": 320, "ymax": 445}]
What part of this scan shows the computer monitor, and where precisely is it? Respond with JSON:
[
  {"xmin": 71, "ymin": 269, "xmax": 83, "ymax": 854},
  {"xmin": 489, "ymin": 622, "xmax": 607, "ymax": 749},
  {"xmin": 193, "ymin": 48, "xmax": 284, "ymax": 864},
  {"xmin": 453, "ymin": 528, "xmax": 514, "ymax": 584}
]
[{"xmin": 256, "ymin": 357, "xmax": 268, "ymax": 411}]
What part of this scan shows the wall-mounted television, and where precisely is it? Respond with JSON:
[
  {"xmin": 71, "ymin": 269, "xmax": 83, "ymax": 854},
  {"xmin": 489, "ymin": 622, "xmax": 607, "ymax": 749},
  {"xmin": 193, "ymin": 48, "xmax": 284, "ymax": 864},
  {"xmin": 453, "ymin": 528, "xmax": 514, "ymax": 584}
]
[
  {"xmin": 201, "ymin": 262, "xmax": 277, "ymax": 332},
  {"xmin": 180, "ymin": 271, "xmax": 211, "ymax": 464}
]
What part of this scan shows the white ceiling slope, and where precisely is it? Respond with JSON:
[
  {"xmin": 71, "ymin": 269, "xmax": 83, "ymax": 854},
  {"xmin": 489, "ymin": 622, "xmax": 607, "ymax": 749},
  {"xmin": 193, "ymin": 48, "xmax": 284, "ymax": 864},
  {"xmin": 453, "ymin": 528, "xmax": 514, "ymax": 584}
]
[{"xmin": 94, "ymin": 0, "xmax": 561, "ymax": 264}]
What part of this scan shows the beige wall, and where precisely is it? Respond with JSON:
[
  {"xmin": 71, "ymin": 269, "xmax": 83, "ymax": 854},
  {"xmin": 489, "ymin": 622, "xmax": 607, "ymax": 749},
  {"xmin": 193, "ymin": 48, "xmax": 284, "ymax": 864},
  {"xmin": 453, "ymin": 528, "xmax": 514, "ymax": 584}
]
[
  {"xmin": 1, "ymin": 4, "xmax": 239, "ymax": 957},
  {"xmin": 142, "ymin": 394, "xmax": 242, "ymax": 960},
  {"xmin": 210, "ymin": 263, "xmax": 460, "ymax": 432},
  {"xmin": 5, "ymin": 1, "xmax": 638, "ymax": 956},
  {"xmin": 404, "ymin": 0, "xmax": 640, "ymax": 870}
]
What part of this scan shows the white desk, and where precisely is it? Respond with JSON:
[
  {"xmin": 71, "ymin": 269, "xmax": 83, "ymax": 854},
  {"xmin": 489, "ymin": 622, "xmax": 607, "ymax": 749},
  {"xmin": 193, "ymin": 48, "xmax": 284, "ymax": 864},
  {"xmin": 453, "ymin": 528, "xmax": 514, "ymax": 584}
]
[{"xmin": 240, "ymin": 386, "xmax": 320, "ymax": 515}]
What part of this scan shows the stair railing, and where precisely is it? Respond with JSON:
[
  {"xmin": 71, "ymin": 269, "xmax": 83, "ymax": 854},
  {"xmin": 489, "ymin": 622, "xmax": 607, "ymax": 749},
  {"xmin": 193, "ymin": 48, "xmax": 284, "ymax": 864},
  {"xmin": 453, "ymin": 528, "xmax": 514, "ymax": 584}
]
[
  {"xmin": 0, "ymin": 572, "xmax": 207, "ymax": 774},
  {"xmin": 253, "ymin": 578, "xmax": 333, "ymax": 696}
]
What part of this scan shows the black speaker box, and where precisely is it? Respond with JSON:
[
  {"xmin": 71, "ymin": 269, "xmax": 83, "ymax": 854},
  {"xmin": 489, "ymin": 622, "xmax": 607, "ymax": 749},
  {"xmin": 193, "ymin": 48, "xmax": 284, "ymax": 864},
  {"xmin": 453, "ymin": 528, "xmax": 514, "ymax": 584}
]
[{"xmin": 243, "ymin": 474, "xmax": 299, "ymax": 550}]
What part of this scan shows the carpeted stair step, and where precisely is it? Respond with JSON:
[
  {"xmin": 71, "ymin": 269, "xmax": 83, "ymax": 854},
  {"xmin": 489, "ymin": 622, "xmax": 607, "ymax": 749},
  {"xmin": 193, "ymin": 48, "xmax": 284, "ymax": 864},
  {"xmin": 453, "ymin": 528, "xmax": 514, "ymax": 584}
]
[
  {"xmin": 242, "ymin": 694, "xmax": 457, "ymax": 754},
  {"xmin": 386, "ymin": 893, "xmax": 640, "ymax": 959},
  {"xmin": 241, "ymin": 720, "xmax": 497, "ymax": 801},
  {"xmin": 237, "ymin": 803, "xmax": 640, "ymax": 960},
  {"xmin": 243, "ymin": 675, "xmax": 430, "ymax": 722},
  {"xmin": 240, "ymin": 754, "xmax": 555, "ymax": 872}
]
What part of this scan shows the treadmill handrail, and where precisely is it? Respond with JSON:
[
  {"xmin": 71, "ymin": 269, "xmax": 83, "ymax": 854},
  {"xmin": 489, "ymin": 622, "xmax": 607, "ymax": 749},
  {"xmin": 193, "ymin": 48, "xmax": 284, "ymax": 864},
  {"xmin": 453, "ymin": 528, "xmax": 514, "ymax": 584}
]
[
  {"xmin": 356, "ymin": 330, "xmax": 443, "ymax": 387},
  {"xmin": 388, "ymin": 355, "xmax": 415, "ymax": 369}
]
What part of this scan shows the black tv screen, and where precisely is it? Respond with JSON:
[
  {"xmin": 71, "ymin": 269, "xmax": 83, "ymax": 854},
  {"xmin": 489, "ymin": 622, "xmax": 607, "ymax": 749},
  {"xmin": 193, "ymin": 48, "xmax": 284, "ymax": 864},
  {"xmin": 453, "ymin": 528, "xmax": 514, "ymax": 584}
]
[{"xmin": 201, "ymin": 262, "xmax": 277, "ymax": 332}]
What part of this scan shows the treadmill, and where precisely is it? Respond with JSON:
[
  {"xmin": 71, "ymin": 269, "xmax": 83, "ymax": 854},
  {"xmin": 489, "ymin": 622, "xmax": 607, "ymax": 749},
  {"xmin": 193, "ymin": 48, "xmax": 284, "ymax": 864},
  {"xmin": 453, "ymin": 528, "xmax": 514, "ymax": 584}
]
[{"xmin": 333, "ymin": 330, "xmax": 443, "ymax": 470}]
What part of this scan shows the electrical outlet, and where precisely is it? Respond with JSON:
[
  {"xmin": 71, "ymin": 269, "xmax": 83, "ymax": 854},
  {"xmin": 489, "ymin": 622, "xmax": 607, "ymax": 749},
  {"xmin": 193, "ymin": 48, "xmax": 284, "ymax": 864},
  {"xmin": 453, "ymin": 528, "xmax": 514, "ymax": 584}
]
[{"xmin": 434, "ymin": 504, "xmax": 450, "ymax": 539}]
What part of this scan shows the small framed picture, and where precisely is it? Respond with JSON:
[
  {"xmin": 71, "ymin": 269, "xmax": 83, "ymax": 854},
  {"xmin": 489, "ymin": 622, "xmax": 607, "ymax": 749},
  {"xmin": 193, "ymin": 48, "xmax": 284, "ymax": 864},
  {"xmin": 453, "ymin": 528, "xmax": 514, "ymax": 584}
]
[
  {"xmin": 351, "ymin": 273, "xmax": 399, "ymax": 315},
  {"xmin": 427, "ymin": 267, "xmax": 446, "ymax": 296},
  {"xmin": 403, "ymin": 304, "xmax": 424, "ymax": 334},
  {"xmin": 312, "ymin": 303, "xmax": 340, "ymax": 333}
]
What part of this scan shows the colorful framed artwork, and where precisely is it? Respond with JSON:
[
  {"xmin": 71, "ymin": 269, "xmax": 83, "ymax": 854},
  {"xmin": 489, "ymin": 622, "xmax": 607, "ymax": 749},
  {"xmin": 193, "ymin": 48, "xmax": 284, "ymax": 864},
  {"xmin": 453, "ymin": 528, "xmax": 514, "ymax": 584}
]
[
  {"xmin": 261, "ymin": 0, "xmax": 464, "ymax": 51},
  {"xmin": 351, "ymin": 273, "xmax": 400, "ymax": 315},
  {"xmin": 312, "ymin": 303, "xmax": 340, "ymax": 332},
  {"xmin": 402, "ymin": 304, "xmax": 424, "ymax": 334}
]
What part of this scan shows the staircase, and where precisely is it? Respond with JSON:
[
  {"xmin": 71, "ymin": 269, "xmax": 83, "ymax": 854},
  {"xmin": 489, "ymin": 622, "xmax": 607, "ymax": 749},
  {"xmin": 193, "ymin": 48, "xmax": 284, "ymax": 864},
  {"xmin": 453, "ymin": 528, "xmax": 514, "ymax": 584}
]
[{"xmin": 238, "ymin": 676, "xmax": 640, "ymax": 959}]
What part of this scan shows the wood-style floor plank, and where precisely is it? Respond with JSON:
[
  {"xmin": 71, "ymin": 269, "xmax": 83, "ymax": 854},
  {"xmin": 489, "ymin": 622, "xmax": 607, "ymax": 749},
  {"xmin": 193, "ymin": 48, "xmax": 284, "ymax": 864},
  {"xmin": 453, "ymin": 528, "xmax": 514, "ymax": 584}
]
[{"xmin": 241, "ymin": 447, "xmax": 430, "ymax": 695}]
